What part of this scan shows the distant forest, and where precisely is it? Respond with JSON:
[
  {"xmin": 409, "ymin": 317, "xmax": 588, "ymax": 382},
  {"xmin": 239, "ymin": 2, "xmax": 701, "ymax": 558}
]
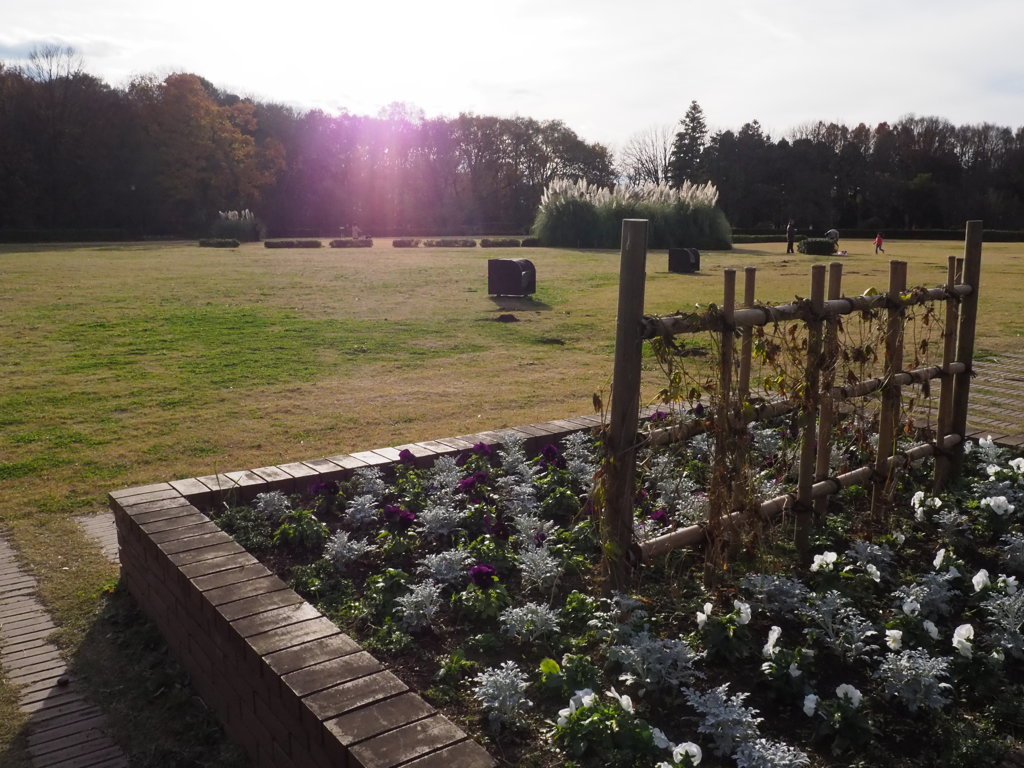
[{"xmin": 3, "ymin": 47, "xmax": 1023, "ymax": 238}]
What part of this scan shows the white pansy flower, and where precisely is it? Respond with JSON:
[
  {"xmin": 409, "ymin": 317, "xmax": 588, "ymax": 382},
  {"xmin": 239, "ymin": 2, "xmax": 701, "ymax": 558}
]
[
  {"xmin": 865, "ymin": 563, "xmax": 881, "ymax": 582},
  {"xmin": 803, "ymin": 693, "xmax": 819, "ymax": 716},
  {"xmin": 902, "ymin": 598, "xmax": 921, "ymax": 617},
  {"xmin": 981, "ymin": 496, "xmax": 1015, "ymax": 516},
  {"xmin": 651, "ymin": 727, "xmax": 670, "ymax": 749},
  {"xmin": 885, "ymin": 629, "xmax": 903, "ymax": 650},
  {"xmin": 607, "ymin": 687, "xmax": 633, "ymax": 713},
  {"xmin": 836, "ymin": 684, "xmax": 862, "ymax": 708},
  {"xmin": 952, "ymin": 624, "xmax": 974, "ymax": 658},
  {"xmin": 987, "ymin": 464, "xmax": 1001, "ymax": 480},
  {"xmin": 933, "ymin": 548, "xmax": 946, "ymax": 569},
  {"xmin": 810, "ymin": 551, "xmax": 838, "ymax": 572},
  {"xmin": 762, "ymin": 626, "xmax": 782, "ymax": 658},
  {"xmin": 911, "ymin": 490, "xmax": 926, "ymax": 510},
  {"xmin": 991, "ymin": 648, "xmax": 1005, "ymax": 662},
  {"xmin": 673, "ymin": 742, "xmax": 702, "ymax": 765},
  {"xmin": 973, "ymin": 569, "xmax": 990, "ymax": 592},
  {"xmin": 788, "ymin": 662, "xmax": 802, "ymax": 678},
  {"xmin": 1009, "ymin": 457, "xmax": 1024, "ymax": 475},
  {"xmin": 998, "ymin": 574, "xmax": 1019, "ymax": 595},
  {"xmin": 734, "ymin": 600, "xmax": 751, "ymax": 625},
  {"xmin": 923, "ymin": 619, "xmax": 939, "ymax": 640},
  {"xmin": 696, "ymin": 601, "xmax": 712, "ymax": 628}
]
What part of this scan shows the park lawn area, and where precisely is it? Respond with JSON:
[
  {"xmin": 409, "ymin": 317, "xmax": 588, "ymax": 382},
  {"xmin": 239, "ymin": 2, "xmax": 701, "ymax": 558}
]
[{"xmin": 0, "ymin": 235, "xmax": 1022, "ymax": 765}]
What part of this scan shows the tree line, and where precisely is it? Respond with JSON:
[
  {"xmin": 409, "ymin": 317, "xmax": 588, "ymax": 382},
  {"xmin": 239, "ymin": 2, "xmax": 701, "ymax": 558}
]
[
  {"xmin": 0, "ymin": 47, "xmax": 615, "ymax": 238},
  {"xmin": 3, "ymin": 48, "xmax": 1023, "ymax": 239},
  {"xmin": 622, "ymin": 101, "xmax": 1024, "ymax": 232}
]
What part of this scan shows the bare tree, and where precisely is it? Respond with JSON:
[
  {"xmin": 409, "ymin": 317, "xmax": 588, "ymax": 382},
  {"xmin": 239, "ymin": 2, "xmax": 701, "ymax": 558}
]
[
  {"xmin": 618, "ymin": 124, "xmax": 674, "ymax": 185},
  {"xmin": 27, "ymin": 44, "xmax": 83, "ymax": 83}
]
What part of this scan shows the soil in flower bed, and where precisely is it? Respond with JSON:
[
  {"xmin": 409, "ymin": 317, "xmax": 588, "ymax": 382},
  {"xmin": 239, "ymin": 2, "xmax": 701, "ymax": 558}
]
[{"xmin": 210, "ymin": 428, "xmax": 1024, "ymax": 768}]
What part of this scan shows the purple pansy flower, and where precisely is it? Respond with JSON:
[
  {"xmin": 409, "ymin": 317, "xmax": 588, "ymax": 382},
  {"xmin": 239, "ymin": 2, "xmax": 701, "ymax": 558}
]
[
  {"xmin": 398, "ymin": 448, "xmax": 417, "ymax": 466},
  {"xmin": 468, "ymin": 563, "xmax": 498, "ymax": 587},
  {"xmin": 649, "ymin": 508, "xmax": 670, "ymax": 526},
  {"xmin": 309, "ymin": 479, "xmax": 339, "ymax": 497}
]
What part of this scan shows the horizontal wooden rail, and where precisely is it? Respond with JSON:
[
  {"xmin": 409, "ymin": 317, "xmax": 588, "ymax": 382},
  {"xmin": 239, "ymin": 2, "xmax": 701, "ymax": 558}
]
[
  {"xmin": 641, "ymin": 284, "xmax": 972, "ymax": 339},
  {"xmin": 831, "ymin": 361, "xmax": 968, "ymax": 399},
  {"xmin": 640, "ymin": 433, "xmax": 962, "ymax": 560}
]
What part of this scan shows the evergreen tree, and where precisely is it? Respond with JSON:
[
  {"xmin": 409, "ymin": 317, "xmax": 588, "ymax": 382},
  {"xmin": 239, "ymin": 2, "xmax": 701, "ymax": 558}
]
[{"xmin": 669, "ymin": 100, "xmax": 708, "ymax": 187}]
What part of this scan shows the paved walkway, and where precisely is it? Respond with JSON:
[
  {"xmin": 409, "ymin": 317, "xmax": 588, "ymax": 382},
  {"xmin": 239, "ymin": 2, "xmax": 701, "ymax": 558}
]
[{"xmin": 0, "ymin": 535, "xmax": 127, "ymax": 768}]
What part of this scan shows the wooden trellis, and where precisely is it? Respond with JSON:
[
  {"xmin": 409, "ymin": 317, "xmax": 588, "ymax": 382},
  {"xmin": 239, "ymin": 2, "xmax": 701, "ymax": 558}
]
[{"xmin": 601, "ymin": 219, "xmax": 983, "ymax": 583}]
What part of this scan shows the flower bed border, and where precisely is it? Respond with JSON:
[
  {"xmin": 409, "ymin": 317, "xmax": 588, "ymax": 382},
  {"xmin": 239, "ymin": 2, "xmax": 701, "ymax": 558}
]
[{"xmin": 108, "ymin": 411, "xmax": 621, "ymax": 768}]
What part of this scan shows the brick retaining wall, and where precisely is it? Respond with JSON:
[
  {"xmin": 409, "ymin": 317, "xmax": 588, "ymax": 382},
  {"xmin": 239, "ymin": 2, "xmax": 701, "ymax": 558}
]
[{"xmin": 109, "ymin": 414, "xmax": 611, "ymax": 768}]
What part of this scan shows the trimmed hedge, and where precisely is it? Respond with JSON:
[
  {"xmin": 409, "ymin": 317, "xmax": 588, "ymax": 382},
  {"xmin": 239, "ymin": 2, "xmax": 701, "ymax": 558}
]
[
  {"xmin": 198, "ymin": 238, "xmax": 240, "ymax": 248},
  {"xmin": 521, "ymin": 237, "xmax": 541, "ymax": 247},
  {"xmin": 329, "ymin": 238, "xmax": 373, "ymax": 248},
  {"xmin": 422, "ymin": 238, "xmax": 476, "ymax": 247},
  {"xmin": 480, "ymin": 238, "xmax": 522, "ymax": 248},
  {"xmin": 392, "ymin": 238, "xmax": 421, "ymax": 248},
  {"xmin": 798, "ymin": 237, "xmax": 837, "ymax": 256},
  {"xmin": 264, "ymin": 239, "xmax": 322, "ymax": 249}
]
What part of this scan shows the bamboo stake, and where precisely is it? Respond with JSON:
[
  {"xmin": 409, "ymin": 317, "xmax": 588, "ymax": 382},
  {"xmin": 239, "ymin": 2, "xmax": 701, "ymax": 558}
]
[
  {"xmin": 602, "ymin": 219, "xmax": 648, "ymax": 589},
  {"xmin": 796, "ymin": 265, "xmax": 825, "ymax": 555},
  {"xmin": 949, "ymin": 221, "xmax": 984, "ymax": 479},
  {"xmin": 871, "ymin": 260, "xmax": 908, "ymax": 518},
  {"xmin": 814, "ymin": 262, "xmax": 843, "ymax": 517},
  {"xmin": 710, "ymin": 270, "xmax": 736, "ymax": 537},
  {"xmin": 934, "ymin": 256, "xmax": 963, "ymax": 491},
  {"xmin": 738, "ymin": 267, "xmax": 756, "ymax": 399}
]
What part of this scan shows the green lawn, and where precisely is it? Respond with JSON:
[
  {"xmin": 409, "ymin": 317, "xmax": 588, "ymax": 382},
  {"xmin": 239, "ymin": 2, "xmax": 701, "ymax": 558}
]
[{"xmin": 1, "ymin": 236, "xmax": 1021, "ymax": 765}]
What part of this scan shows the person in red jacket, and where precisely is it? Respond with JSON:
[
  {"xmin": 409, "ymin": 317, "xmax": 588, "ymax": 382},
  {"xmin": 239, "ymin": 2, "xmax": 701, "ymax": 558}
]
[{"xmin": 874, "ymin": 233, "xmax": 885, "ymax": 254}]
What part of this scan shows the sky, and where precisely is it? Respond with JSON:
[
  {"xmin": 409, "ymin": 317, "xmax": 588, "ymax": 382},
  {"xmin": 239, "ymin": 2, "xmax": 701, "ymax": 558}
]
[{"xmin": 2, "ymin": 0, "xmax": 1022, "ymax": 151}]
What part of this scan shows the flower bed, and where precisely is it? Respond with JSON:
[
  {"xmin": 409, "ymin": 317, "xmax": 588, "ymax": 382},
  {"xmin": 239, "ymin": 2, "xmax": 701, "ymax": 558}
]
[
  {"xmin": 112, "ymin": 416, "xmax": 1024, "ymax": 767},
  {"xmin": 109, "ymin": 415, "xmax": 605, "ymax": 768}
]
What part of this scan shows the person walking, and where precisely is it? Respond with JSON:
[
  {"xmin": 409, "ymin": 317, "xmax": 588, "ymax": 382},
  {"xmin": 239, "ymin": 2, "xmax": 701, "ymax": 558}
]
[
  {"xmin": 786, "ymin": 220, "xmax": 795, "ymax": 254},
  {"xmin": 874, "ymin": 233, "xmax": 885, "ymax": 254}
]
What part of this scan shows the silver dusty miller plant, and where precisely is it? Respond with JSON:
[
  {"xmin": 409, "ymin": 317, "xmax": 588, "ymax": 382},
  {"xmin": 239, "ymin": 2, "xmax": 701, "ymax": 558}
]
[
  {"xmin": 874, "ymin": 648, "xmax": 952, "ymax": 712},
  {"xmin": 396, "ymin": 581, "xmax": 444, "ymax": 631},
  {"xmin": 253, "ymin": 491, "xmax": 291, "ymax": 521},
  {"xmin": 733, "ymin": 738, "xmax": 810, "ymax": 768},
  {"xmin": 499, "ymin": 602, "xmax": 561, "ymax": 642},
  {"xmin": 608, "ymin": 630, "xmax": 704, "ymax": 692},
  {"xmin": 325, "ymin": 530, "xmax": 376, "ymax": 569},
  {"xmin": 800, "ymin": 591, "xmax": 879, "ymax": 661},
  {"xmin": 416, "ymin": 549, "xmax": 473, "ymax": 585},
  {"xmin": 684, "ymin": 684, "xmax": 763, "ymax": 757},
  {"xmin": 472, "ymin": 661, "xmax": 532, "ymax": 727}
]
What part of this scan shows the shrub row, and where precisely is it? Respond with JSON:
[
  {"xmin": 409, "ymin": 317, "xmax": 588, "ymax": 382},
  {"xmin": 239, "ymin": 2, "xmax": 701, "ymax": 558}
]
[
  {"xmin": 264, "ymin": 239, "xmax": 322, "ymax": 249},
  {"xmin": 422, "ymin": 238, "xmax": 476, "ymax": 247},
  {"xmin": 479, "ymin": 237, "xmax": 522, "ymax": 247},
  {"xmin": 392, "ymin": 238, "xmax": 421, "ymax": 248},
  {"xmin": 329, "ymin": 238, "xmax": 373, "ymax": 248},
  {"xmin": 198, "ymin": 238, "xmax": 240, "ymax": 248},
  {"xmin": 798, "ymin": 237, "xmax": 837, "ymax": 255},
  {"xmin": 732, "ymin": 234, "xmax": 808, "ymax": 244}
]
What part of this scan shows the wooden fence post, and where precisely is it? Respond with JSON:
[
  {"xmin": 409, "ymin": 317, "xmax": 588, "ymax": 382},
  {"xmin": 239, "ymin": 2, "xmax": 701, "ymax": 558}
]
[
  {"xmin": 949, "ymin": 220, "xmax": 984, "ymax": 480},
  {"xmin": 796, "ymin": 264, "xmax": 825, "ymax": 556},
  {"xmin": 814, "ymin": 262, "xmax": 844, "ymax": 517},
  {"xmin": 602, "ymin": 219, "xmax": 648, "ymax": 589},
  {"xmin": 871, "ymin": 260, "xmax": 908, "ymax": 518},
  {"xmin": 933, "ymin": 255, "xmax": 963, "ymax": 491}
]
